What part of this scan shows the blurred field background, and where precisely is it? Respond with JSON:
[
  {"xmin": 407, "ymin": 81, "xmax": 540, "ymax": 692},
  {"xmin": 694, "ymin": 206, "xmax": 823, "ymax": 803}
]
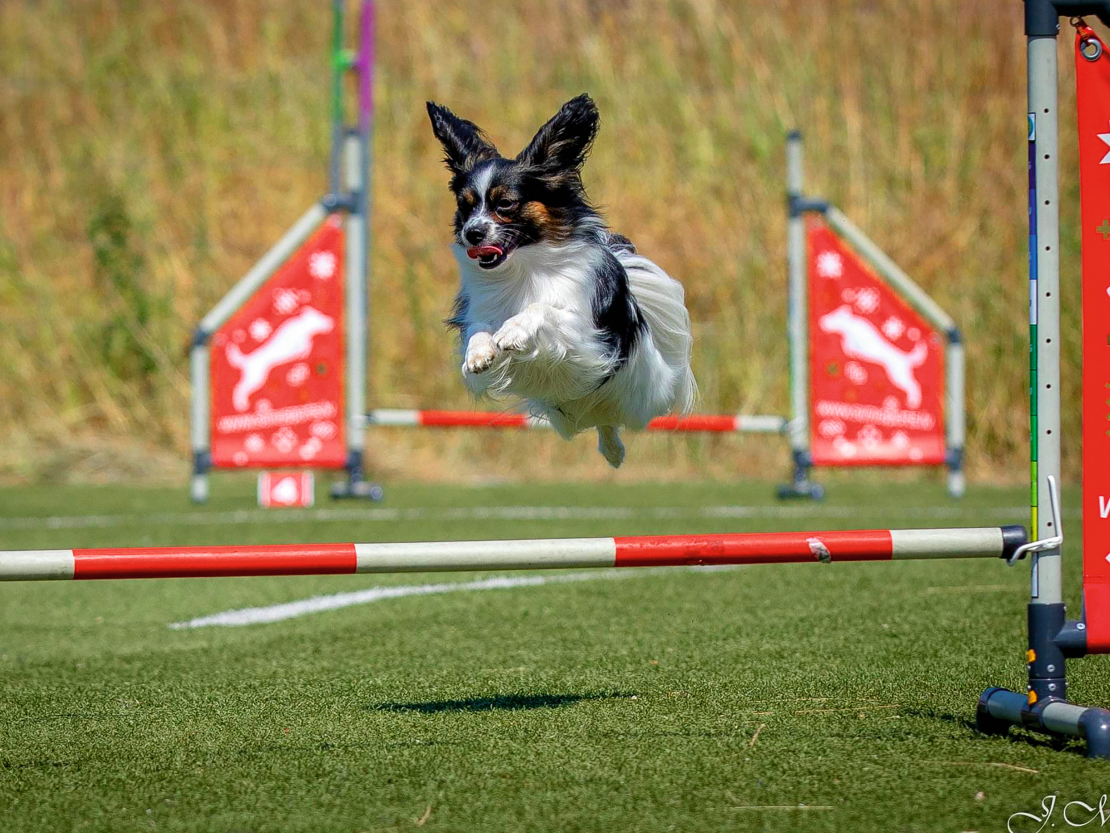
[{"xmin": 0, "ymin": 0, "xmax": 1102, "ymax": 487}]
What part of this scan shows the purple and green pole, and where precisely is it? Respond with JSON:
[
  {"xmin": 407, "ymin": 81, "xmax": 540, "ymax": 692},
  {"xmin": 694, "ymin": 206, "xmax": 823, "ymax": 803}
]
[{"xmin": 328, "ymin": 0, "xmax": 378, "ymax": 499}]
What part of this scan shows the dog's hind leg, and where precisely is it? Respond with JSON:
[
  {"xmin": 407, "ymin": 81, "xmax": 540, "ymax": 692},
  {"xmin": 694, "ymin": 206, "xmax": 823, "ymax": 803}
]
[{"xmin": 597, "ymin": 426, "xmax": 625, "ymax": 469}]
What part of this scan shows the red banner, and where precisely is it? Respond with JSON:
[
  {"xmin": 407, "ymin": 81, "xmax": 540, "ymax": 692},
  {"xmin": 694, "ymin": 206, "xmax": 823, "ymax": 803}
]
[
  {"xmin": 1076, "ymin": 30, "xmax": 1110, "ymax": 652},
  {"xmin": 807, "ymin": 221, "xmax": 946, "ymax": 467},
  {"xmin": 210, "ymin": 217, "xmax": 346, "ymax": 469}
]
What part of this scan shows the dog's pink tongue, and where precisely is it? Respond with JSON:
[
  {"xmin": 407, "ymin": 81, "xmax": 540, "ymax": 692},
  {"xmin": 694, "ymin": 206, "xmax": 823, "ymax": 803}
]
[{"xmin": 467, "ymin": 245, "xmax": 503, "ymax": 260}]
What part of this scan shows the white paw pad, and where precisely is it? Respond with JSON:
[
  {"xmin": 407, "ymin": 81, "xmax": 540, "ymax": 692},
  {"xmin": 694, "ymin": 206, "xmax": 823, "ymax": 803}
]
[{"xmin": 464, "ymin": 337, "xmax": 498, "ymax": 374}]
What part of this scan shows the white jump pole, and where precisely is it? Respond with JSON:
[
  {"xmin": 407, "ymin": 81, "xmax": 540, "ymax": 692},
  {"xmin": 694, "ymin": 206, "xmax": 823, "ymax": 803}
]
[{"xmin": 0, "ymin": 526, "xmax": 1025, "ymax": 581}]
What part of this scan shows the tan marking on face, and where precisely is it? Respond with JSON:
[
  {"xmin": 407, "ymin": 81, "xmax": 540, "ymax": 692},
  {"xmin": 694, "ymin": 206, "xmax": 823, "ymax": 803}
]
[{"xmin": 521, "ymin": 200, "xmax": 569, "ymax": 242}]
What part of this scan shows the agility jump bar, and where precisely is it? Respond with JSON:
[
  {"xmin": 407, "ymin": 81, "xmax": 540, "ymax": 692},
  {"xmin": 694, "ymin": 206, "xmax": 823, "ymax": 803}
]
[
  {"xmin": 0, "ymin": 526, "xmax": 1025, "ymax": 581},
  {"xmin": 367, "ymin": 409, "xmax": 787, "ymax": 433}
]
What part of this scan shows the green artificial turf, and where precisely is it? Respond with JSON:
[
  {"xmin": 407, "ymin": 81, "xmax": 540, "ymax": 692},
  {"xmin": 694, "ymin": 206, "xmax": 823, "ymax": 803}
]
[{"xmin": 0, "ymin": 479, "xmax": 1105, "ymax": 832}]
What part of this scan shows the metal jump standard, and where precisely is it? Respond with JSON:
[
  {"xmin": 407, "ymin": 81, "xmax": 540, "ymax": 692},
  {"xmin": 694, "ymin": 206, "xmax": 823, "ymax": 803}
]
[
  {"xmin": 189, "ymin": 0, "xmax": 377, "ymax": 503},
  {"xmin": 779, "ymin": 133, "xmax": 965, "ymax": 499},
  {"xmin": 974, "ymin": 0, "xmax": 1110, "ymax": 757}
]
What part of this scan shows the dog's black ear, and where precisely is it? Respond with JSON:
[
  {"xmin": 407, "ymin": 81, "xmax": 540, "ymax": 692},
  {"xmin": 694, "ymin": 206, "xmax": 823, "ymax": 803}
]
[
  {"xmin": 426, "ymin": 101, "xmax": 498, "ymax": 175},
  {"xmin": 516, "ymin": 94, "xmax": 599, "ymax": 177}
]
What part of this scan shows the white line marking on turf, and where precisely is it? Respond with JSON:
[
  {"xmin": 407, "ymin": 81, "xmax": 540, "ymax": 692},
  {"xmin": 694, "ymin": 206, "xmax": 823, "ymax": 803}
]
[
  {"xmin": 168, "ymin": 567, "xmax": 720, "ymax": 630},
  {"xmin": 3, "ymin": 503, "xmax": 1033, "ymax": 531}
]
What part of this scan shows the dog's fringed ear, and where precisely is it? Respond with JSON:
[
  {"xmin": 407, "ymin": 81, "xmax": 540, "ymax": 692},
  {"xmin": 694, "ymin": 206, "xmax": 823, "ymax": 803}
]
[
  {"xmin": 426, "ymin": 102, "xmax": 499, "ymax": 176},
  {"xmin": 516, "ymin": 94, "xmax": 599, "ymax": 178}
]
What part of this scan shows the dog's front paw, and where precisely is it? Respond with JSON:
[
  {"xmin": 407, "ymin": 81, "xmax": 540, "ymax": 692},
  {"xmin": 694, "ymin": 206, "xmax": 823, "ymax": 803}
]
[
  {"xmin": 493, "ymin": 321, "xmax": 533, "ymax": 354},
  {"xmin": 494, "ymin": 305, "xmax": 547, "ymax": 354},
  {"xmin": 463, "ymin": 333, "xmax": 498, "ymax": 375},
  {"xmin": 494, "ymin": 308, "xmax": 544, "ymax": 354}
]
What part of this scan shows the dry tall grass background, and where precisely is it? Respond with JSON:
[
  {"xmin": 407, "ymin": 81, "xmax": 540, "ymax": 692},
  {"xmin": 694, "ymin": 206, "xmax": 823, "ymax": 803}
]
[{"xmin": 0, "ymin": 1, "xmax": 1102, "ymax": 486}]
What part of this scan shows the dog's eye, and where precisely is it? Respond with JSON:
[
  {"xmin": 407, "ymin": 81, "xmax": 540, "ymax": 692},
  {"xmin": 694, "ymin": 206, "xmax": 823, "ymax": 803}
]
[{"xmin": 496, "ymin": 198, "xmax": 517, "ymax": 213}]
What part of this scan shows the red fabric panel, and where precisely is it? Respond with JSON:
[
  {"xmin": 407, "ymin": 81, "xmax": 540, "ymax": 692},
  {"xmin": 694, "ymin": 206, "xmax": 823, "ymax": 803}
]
[
  {"xmin": 1077, "ymin": 31, "xmax": 1110, "ymax": 652},
  {"xmin": 211, "ymin": 218, "xmax": 346, "ymax": 468},
  {"xmin": 807, "ymin": 222, "xmax": 946, "ymax": 467}
]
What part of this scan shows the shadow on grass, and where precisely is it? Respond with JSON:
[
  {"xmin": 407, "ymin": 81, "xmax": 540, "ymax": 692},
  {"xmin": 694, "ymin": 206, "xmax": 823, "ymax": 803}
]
[
  {"xmin": 904, "ymin": 707, "xmax": 1084, "ymax": 755},
  {"xmin": 370, "ymin": 691, "xmax": 634, "ymax": 714},
  {"xmin": 902, "ymin": 708, "xmax": 977, "ymax": 734}
]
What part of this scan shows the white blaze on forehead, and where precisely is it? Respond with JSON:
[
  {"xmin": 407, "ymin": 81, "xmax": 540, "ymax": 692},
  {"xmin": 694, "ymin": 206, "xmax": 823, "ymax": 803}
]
[
  {"xmin": 471, "ymin": 162, "xmax": 496, "ymax": 208},
  {"xmin": 462, "ymin": 162, "xmax": 498, "ymax": 238}
]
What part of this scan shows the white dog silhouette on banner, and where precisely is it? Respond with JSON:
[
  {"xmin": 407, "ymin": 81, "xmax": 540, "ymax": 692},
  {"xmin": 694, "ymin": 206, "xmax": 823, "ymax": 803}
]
[
  {"xmin": 226, "ymin": 307, "xmax": 335, "ymax": 412},
  {"xmin": 818, "ymin": 305, "xmax": 927, "ymax": 408}
]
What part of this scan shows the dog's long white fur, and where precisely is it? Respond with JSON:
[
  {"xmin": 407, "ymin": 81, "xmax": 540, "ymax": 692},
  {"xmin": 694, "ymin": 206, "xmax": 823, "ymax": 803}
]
[{"xmin": 453, "ymin": 236, "xmax": 695, "ymax": 466}]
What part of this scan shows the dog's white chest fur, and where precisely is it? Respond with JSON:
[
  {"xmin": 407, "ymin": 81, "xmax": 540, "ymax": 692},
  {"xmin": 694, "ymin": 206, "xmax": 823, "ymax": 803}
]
[
  {"xmin": 458, "ymin": 241, "xmax": 597, "ymax": 330},
  {"xmin": 451, "ymin": 240, "xmax": 696, "ymax": 466}
]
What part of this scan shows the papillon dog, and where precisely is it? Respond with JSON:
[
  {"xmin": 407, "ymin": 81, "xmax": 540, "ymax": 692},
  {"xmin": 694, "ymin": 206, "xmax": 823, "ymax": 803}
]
[{"xmin": 426, "ymin": 94, "xmax": 696, "ymax": 468}]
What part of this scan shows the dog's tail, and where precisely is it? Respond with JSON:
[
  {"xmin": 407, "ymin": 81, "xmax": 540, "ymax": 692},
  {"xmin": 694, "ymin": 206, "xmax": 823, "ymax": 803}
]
[
  {"xmin": 908, "ymin": 340, "xmax": 928, "ymax": 367},
  {"xmin": 619, "ymin": 252, "xmax": 697, "ymax": 414},
  {"xmin": 226, "ymin": 343, "xmax": 246, "ymax": 369}
]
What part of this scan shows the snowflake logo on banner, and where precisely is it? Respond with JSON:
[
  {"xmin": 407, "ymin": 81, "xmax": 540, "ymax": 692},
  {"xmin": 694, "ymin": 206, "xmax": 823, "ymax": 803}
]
[
  {"xmin": 285, "ymin": 363, "xmax": 310, "ymax": 387},
  {"xmin": 818, "ymin": 418, "xmax": 846, "ymax": 438},
  {"xmin": 907, "ymin": 327, "xmax": 921, "ymax": 341},
  {"xmin": 309, "ymin": 251, "xmax": 338, "ymax": 280},
  {"xmin": 1099, "ymin": 121, "xmax": 1110, "ymax": 164},
  {"xmin": 273, "ymin": 288, "xmax": 301, "ymax": 315},
  {"xmin": 245, "ymin": 433, "xmax": 265, "ymax": 453},
  {"xmin": 845, "ymin": 361, "xmax": 868, "ymax": 385},
  {"xmin": 883, "ymin": 396, "xmax": 900, "ymax": 410},
  {"xmin": 311, "ymin": 420, "xmax": 337, "ymax": 440},
  {"xmin": 854, "ymin": 287, "xmax": 880, "ymax": 314},
  {"xmin": 891, "ymin": 430, "xmax": 910, "ymax": 449},
  {"xmin": 299, "ymin": 437, "xmax": 323, "ymax": 461},
  {"xmin": 271, "ymin": 426, "xmax": 298, "ymax": 455},
  {"xmin": 857, "ymin": 424, "xmax": 882, "ymax": 448},
  {"xmin": 881, "ymin": 316, "xmax": 905, "ymax": 341},
  {"xmin": 248, "ymin": 318, "xmax": 272, "ymax": 342},
  {"xmin": 816, "ymin": 250, "xmax": 844, "ymax": 279},
  {"xmin": 233, "ymin": 451, "xmax": 248, "ymax": 466}
]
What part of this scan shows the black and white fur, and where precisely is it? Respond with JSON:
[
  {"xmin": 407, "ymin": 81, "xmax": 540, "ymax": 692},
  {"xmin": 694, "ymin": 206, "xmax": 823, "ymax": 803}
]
[{"xmin": 426, "ymin": 94, "xmax": 696, "ymax": 467}]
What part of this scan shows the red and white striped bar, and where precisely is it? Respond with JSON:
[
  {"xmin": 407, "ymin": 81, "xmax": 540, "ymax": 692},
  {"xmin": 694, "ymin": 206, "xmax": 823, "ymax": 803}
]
[
  {"xmin": 367, "ymin": 409, "xmax": 787, "ymax": 434},
  {"xmin": 0, "ymin": 526, "xmax": 1025, "ymax": 581}
]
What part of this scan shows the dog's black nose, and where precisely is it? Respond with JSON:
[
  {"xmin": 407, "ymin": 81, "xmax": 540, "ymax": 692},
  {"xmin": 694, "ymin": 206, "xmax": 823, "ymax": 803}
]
[{"xmin": 464, "ymin": 226, "xmax": 485, "ymax": 245}]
